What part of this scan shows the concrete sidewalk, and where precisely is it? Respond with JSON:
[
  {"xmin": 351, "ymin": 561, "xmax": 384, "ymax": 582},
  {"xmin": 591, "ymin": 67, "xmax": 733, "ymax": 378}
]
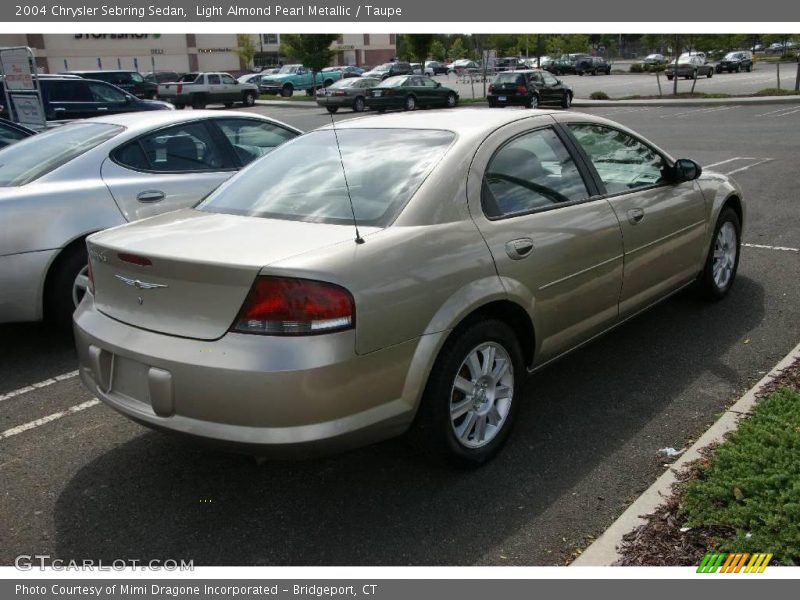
[{"xmin": 256, "ymin": 94, "xmax": 800, "ymax": 110}]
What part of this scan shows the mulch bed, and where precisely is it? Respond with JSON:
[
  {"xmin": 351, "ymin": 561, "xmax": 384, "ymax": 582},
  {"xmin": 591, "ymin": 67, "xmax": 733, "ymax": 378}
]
[{"xmin": 615, "ymin": 354, "xmax": 800, "ymax": 566}]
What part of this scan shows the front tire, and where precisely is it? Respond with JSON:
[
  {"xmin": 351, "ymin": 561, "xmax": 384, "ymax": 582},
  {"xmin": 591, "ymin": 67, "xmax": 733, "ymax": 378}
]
[
  {"xmin": 694, "ymin": 207, "xmax": 741, "ymax": 300},
  {"xmin": 241, "ymin": 91, "xmax": 256, "ymax": 106},
  {"xmin": 561, "ymin": 92, "xmax": 572, "ymax": 108},
  {"xmin": 445, "ymin": 92, "xmax": 457, "ymax": 108},
  {"xmin": 412, "ymin": 319, "xmax": 524, "ymax": 467},
  {"xmin": 527, "ymin": 94, "xmax": 539, "ymax": 109},
  {"xmin": 280, "ymin": 83, "xmax": 293, "ymax": 98},
  {"xmin": 404, "ymin": 94, "xmax": 416, "ymax": 111}
]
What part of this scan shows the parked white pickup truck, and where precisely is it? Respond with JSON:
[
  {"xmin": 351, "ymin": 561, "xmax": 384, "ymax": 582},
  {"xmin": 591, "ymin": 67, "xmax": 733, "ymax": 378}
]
[{"xmin": 158, "ymin": 72, "xmax": 259, "ymax": 109}]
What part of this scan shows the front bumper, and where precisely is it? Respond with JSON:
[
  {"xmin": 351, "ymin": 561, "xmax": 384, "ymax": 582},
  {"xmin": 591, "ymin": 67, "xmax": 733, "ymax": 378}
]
[
  {"xmin": 364, "ymin": 95, "xmax": 402, "ymax": 109},
  {"xmin": 74, "ymin": 295, "xmax": 424, "ymax": 457}
]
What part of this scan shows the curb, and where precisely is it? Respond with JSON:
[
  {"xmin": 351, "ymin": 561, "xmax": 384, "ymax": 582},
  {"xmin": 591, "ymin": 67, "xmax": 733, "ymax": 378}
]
[
  {"xmin": 255, "ymin": 95, "xmax": 800, "ymax": 110},
  {"xmin": 570, "ymin": 338, "xmax": 800, "ymax": 566}
]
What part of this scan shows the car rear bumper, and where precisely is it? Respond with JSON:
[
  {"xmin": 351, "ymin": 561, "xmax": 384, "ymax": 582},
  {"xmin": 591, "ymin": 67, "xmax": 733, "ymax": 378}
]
[
  {"xmin": 315, "ymin": 96, "xmax": 352, "ymax": 107},
  {"xmin": 74, "ymin": 294, "xmax": 425, "ymax": 457},
  {"xmin": 487, "ymin": 94, "xmax": 531, "ymax": 106}
]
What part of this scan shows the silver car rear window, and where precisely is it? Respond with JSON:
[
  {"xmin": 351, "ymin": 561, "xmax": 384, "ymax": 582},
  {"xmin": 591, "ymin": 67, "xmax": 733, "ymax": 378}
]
[
  {"xmin": 198, "ymin": 128, "xmax": 456, "ymax": 227},
  {"xmin": 0, "ymin": 123, "xmax": 123, "ymax": 187}
]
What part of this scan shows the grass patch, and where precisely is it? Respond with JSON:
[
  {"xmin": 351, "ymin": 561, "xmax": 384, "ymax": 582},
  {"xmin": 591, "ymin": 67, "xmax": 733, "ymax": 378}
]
[
  {"xmin": 678, "ymin": 388, "xmax": 800, "ymax": 564},
  {"xmin": 457, "ymin": 96, "xmax": 489, "ymax": 105},
  {"xmin": 617, "ymin": 92, "xmax": 732, "ymax": 100},
  {"xmin": 590, "ymin": 91, "xmax": 610, "ymax": 100},
  {"xmin": 259, "ymin": 94, "xmax": 315, "ymax": 102},
  {"xmin": 754, "ymin": 87, "xmax": 800, "ymax": 96}
]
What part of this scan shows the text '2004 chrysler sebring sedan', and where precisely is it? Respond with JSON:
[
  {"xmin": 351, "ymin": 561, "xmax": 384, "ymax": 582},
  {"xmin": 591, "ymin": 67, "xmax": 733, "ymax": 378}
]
[{"xmin": 75, "ymin": 109, "xmax": 744, "ymax": 466}]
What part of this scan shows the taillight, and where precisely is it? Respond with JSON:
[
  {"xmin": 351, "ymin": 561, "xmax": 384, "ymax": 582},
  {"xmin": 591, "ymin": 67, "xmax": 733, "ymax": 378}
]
[
  {"xmin": 488, "ymin": 84, "xmax": 495, "ymax": 93},
  {"xmin": 516, "ymin": 85, "xmax": 527, "ymax": 94},
  {"xmin": 232, "ymin": 276, "xmax": 355, "ymax": 336},
  {"xmin": 176, "ymin": 84, "xmax": 183, "ymax": 94},
  {"xmin": 118, "ymin": 253, "xmax": 152, "ymax": 266}
]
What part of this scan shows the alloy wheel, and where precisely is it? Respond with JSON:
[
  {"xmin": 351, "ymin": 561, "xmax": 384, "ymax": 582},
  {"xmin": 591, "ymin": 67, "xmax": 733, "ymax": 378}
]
[
  {"xmin": 449, "ymin": 342, "xmax": 514, "ymax": 449},
  {"xmin": 712, "ymin": 221, "xmax": 738, "ymax": 290},
  {"xmin": 72, "ymin": 265, "xmax": 90, "ymax": 308}
]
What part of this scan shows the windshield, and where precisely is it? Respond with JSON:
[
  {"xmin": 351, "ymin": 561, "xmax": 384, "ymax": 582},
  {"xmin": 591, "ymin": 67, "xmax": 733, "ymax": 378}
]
[
  {"xmin": 278, "ymin": 65, "xmax": 300, "ymax": 74},
  {"xmin": 724, "ymin": 52, "xmax": 741, "ymax": 60},
  {"xmin": 373, "ymin": 64, "xmax": 391, "ymax": 72},
  {"xmin": 376, "ymin": 77, "xmax": 407, "ymax": 88},
  {"xmin": 198, "ymin": 128, "xmax": 455, "ymax": 227},
  {"xmin": 130, "ymin": 72, "xmax": 144, "ymax": 82},
  {"xmin": 0, "ymin": 123, "xmax": 123, "ymax": 187}
]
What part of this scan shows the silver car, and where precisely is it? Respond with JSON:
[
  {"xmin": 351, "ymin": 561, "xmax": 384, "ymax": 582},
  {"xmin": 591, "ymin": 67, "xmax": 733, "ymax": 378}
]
[
  {"xmin": 74, "ymin": 109, "xmax": 744, "ymax": 466},
  {"xmin": 0, "ymin": 110, "xmax": 300, "ymax": 327}
]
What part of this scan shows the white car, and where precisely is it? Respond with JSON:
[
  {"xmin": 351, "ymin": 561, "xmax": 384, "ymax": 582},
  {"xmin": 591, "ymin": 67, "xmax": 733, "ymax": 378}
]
[{"xmin": 0, "ymin": 111, "xmax": 300, "ymax": 327}]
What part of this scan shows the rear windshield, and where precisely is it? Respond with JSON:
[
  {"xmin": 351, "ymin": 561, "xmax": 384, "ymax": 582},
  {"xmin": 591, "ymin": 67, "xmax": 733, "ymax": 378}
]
[
  {"xmin": 198, "ymin": 128, "xmax": 455, "ymax": 227},
  {"xmin": 494, "ymin": 73, "xmax": 524, "ymax": 84},
  {"xmin": 0, "ymin": 123, "xmax": 123, "ymax": 187}
]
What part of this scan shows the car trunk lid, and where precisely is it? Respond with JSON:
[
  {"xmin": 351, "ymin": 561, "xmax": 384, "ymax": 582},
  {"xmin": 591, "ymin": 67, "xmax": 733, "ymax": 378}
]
[{"xmin": 88, "ymin": 209, "xmax": 370, "ymax": 340}]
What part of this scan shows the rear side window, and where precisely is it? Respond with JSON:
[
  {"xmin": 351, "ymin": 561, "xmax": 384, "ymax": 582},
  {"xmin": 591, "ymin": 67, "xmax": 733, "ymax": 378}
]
[
  {"xmin": 46, "ymin": 80, "xmax": 91, "ymax": 102},
  {"xmin": 214, "ymin": 118, "xmax": 298, "ymax": 165},
  {"xmin": 482, "ymin": 127, "xmax": 589, "ymax": 218},
  {"xmin": 208, "ymin": 75, "xmax": 221, "ymax": 85},
  {"xmin": 113, "ymin": 122, "xmax": 229, "ymax": 172}
]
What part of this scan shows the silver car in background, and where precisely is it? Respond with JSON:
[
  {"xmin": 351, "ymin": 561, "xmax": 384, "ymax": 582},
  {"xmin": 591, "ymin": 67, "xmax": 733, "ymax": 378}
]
[
  {"xmin": 0, "ymin": 110, "xmax": 300, "ymax": 327},
  {"xmin": 75, "ymin": 109, "xmax": 744, "ymax": 466}
]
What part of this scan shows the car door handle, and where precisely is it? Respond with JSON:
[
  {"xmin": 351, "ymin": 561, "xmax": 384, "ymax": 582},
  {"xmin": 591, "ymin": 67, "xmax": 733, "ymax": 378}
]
[
  {"xmin": 53, "ymin": 107, "xmax": 66, "ymax": 112},
  {"xmin": 505, "ymin": 238, "xmax": 535, "ymax": 260},
  {"xmin": 627, "ymin": 208, "xmax": 645, "ymax": 224},
  {"xmin": 97, "ymin": 107, "xmax": 108, "ymax": 111},
  {"xmin": 136, "ymin": 190, "xmax": 166, "ymax": 203}
]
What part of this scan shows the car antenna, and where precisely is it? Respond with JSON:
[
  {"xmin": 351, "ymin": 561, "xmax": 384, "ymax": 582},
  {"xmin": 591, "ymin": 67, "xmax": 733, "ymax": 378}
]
[{"xmin": 329, "ymin": 112, "xmax": 364, "ymax": 245}]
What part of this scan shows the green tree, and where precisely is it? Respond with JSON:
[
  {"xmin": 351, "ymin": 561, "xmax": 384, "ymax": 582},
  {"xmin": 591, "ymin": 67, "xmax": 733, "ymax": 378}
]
[
  {"xmin": 403, "ymin": 34, "xmax": 435, "ymax": 63},
  {"xmin": 546, "ymin": 34, "xmax": 590, "ymax": 57},
  {"xmin": 232, "ymin": 34, "xmax": 258, "ymax": 69},
  {"xmin": 430, "ymin": 40, "xmax": 446, "ymax": 62},
  {"xmin": 280, "ymin": 34, "xmax": 338, "ymax": 95},
  {"xmin": 488, "ymin": 34, "xmax": 519, "ymax": 57},
  {"xmin": 449, "ymin": 38, "xmax": 468, "ymax": 60}
]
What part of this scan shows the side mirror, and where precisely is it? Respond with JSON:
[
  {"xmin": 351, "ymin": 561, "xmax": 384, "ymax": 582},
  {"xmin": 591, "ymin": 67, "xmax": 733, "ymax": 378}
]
[{"xmin": 674, "ymin": 158, "xmax": 702, "ymax": 182}]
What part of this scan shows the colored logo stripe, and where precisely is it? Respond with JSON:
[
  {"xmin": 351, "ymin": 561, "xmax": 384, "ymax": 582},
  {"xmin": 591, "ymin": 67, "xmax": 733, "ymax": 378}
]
[{"xmin": 697, "ymin": 552, "xmax": 772, "ymax": 573}]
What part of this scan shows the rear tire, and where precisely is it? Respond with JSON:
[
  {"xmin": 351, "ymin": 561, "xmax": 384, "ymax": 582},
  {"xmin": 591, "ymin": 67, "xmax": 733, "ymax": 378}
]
[
  {"xmin": 191, "ymin": 94, "xmax": 207, "ymax": 109},
  {"xmin": 707, "ymin": 69, "xmax": 713, "ymax": 78},
  {"xmin": 693, "ymin": 207, "xmax": 741, "ymax": 300},
  {"xmin": 411, "ymin": 319, "xmax": 524, "ymax": 467},
  {"xmin": 45, "ymin": 244, "xmax": 88, "ymax": 331},
  {"xmin": 173, "ymin": 103, "xmax": 185, "ymax": 109},
  {"xmin": 445, "ymin": 92, "xmax": 457, "ymax": 108},
  {"xmin": 353, "ymin": 96, "xmax": 365, "ymax": 112}
]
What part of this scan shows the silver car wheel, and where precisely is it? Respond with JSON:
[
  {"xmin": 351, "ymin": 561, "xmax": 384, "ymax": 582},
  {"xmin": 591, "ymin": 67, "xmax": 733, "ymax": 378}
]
[
  {"xmin": 449, "ymin": 342, "xmax": 514, "ymax": 449},
  {"xmin": 72, "ymin": 264, "xmax": 89, "ymax": 308},
  {"xmin": 712, "ymin": 221, "xmax": 737, "ymax": 290}
]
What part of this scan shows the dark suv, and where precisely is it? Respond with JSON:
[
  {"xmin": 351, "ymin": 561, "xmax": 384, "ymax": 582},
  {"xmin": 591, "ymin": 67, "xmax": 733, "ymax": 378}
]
[
  {"xmin": 715, "ymin": 51, "xmax": 753, "ymax": 73},
  {"xmin": 63, "ymin": 70, "xmax": 159, "ymax": 99},
  {"xmin": 362, "ymin": 62, "xmax": 413, "ymax": 80},
  {"xmin": 487, "ymin": 69, "xmax": 573, "ymax": 109},
  {"xmin": 575, "ymin": 56, "xmax": 612, "ymax": 75},
  {"xmin": 0, "ymin": 76, "xmax": 172, "ymax": 121}
]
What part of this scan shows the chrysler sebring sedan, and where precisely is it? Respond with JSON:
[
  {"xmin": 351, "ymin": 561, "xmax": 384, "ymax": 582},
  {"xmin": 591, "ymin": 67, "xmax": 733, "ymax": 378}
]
[
  {"xmin": 75, "ymin": 109, "xmax": 744, "ymax": 466},
  {"xmin": 0, "ymin": 111, "xmax": 300, "ymax": 328}
]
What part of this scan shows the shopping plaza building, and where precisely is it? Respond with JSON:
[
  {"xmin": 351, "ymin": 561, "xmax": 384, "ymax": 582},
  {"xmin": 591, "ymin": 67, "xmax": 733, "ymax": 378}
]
[{"xmin": 0, "ymin": 33, "xmax": 397, "ymax": 74}]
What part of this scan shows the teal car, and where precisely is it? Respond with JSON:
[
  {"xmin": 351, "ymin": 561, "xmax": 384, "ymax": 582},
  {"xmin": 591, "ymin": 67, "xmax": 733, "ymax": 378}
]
[
  {"xmin": 258, "ymin": 64, "xmax": 342, "ymax": 97},
  {"xmin": 365, "ymin": 75, "xmax": 459, "ymax": 112}
]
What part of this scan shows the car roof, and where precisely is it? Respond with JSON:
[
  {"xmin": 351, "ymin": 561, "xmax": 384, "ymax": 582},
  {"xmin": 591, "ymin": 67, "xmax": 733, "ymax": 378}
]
[
  {"xmin": 319, "ymin": 108, "xmax": 561, "ymax": 140},
  {"xmin": 81, "ymin": 110, "xmax": 300, "ymax": 133}
]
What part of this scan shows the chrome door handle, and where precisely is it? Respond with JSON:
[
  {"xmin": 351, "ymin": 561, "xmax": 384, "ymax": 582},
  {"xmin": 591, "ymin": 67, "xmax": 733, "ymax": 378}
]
[
  {"xmin": 627, "ymin": 208, "xmax": 645, "ymax": 224},
  {"xmin": 505, "ymin": 238, "xmax": 534, "ymax": 260},
  {"xmin": 53, "ymin": 107, "xmax": 66, "ymax": 112},
  {"xmin": 136, "ymin": 190, "xmax": 166, "ymax": 203}
]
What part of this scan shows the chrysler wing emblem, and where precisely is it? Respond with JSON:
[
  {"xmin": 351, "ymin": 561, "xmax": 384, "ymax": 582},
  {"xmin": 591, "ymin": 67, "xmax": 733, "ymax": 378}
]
[{"xmin": 114, "ymin": 275, "xmax": 168, "ymax": 290}]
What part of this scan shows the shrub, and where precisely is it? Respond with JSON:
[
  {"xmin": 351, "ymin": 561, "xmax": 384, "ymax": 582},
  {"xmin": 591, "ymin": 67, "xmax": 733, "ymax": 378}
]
[
  {"xmin": 590, "ymin": 91, "xmax": 610, "ymax": 100},
  {"xmin": 629, "ymin": 63, "xmax": 644, "ymax": 73}
]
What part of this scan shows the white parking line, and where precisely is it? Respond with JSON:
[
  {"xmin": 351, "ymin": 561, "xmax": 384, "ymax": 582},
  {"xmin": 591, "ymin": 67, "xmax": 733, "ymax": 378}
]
[
  {"xmin": 743, "ymin": 243, "xmax": 799, "ymax": 252},
  {"xmin": 660, "ymin": 105, "xmax": 737, "ymax": 118},
  {"xmin": 705, "ymin": 157, "xmax": 759, "ymax": 169},
  {"xmin": 0, "ymin": 370, "xmax": 79, "ymax": 403},
  {"xmin": 755, "ymin": 106, "xmax": 800, "ymax": 118},
  {"xmin": 0, "ymin": 399, "xmax": 100, "ymax": 441},
  {"xmin": 723, "ymin": 158, "xmax": 774, "ymax": 176}
]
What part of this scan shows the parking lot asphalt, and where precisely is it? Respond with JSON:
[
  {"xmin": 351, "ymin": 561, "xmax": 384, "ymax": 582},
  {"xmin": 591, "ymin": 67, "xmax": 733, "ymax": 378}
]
[{"xmin": 1, "ymin": 103, "xmax": 798, "ymax": 566}]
